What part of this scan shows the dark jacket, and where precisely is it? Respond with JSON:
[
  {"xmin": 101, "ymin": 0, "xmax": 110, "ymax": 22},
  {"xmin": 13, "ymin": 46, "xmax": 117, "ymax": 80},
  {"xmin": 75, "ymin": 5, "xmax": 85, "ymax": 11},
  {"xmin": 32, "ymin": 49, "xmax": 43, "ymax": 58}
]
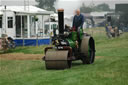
[{"xmin": 72, "ymin": 14, "xmax": 85, "ymax": 29}]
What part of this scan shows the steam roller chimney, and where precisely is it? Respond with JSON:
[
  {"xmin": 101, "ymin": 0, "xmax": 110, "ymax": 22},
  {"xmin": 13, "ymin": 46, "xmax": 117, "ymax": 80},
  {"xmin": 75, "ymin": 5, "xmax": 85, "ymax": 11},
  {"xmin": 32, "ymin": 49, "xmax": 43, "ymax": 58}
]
[{"xmin": 58, "ymin": 9, "xmax": 64, "ymax": 35}]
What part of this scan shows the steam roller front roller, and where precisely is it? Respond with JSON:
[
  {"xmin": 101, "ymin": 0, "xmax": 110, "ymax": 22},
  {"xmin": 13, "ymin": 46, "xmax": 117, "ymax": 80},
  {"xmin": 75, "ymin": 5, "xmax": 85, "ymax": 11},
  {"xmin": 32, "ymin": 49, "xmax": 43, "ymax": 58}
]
[{"xmin": 45, "ymin": 50, "xmax": 72, "ymax": 69}]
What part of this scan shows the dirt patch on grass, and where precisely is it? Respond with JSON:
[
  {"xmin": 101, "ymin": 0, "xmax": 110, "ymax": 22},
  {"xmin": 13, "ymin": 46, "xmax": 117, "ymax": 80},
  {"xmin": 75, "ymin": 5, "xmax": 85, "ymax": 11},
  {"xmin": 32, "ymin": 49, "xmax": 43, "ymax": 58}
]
[
  {"xmin": 0, "ymin": 53, "xmax": 103, "ymax": 60},
  {"xmin": 0, "ymin": 53, "xmax": 43, "ymax": 60},
  {"xmin": 96, "ymin": 56, "xmax": 104, "ymax": 59}
]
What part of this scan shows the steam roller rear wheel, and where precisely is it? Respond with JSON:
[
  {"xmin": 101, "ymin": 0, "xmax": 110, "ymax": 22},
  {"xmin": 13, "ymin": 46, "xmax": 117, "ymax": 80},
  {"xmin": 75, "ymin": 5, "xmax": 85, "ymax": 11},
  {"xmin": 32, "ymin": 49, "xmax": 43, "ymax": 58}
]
[
  {"xmin": 80, "ymin": 36, "xmax": 95, "ymax": 64},
  {"xmin": 45, "ymin": 50, "xmax": 72, "ymax": 69}
]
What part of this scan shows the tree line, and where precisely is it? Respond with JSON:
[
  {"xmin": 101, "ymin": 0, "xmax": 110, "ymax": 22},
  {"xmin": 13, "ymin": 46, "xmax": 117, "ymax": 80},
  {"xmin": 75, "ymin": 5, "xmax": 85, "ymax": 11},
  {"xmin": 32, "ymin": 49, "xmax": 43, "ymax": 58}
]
[
  {"xmin": 36, "ymin": 0, "xmax": 112, "ymax": 13},
  {"xmin": 36, "ymin": 0, "xmax": 56, "ymax": 12},
  {"xmin": 80, "ymin": 3, "xmax": 112, "ymax": 13}
]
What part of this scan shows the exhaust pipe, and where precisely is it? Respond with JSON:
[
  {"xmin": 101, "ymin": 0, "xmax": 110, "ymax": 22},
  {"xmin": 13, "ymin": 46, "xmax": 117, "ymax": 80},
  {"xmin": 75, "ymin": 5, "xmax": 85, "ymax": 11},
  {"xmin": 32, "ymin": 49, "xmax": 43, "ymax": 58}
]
[{"xmin": 58, "ymin": 9, "xmax": 64, "ymax": 35}]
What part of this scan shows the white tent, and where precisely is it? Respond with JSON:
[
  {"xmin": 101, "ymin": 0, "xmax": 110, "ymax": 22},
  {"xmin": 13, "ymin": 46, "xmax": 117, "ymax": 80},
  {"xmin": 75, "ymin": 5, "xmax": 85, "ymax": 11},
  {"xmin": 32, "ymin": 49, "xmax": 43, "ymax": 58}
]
[
  {"xmin": 0, "ymin": 6, "xmax": 53, "ymax": 15},
  {"xmin": 0, "ymin": 5, "xmax": 54, "ymax": 39},
  {"xmin": 0, "ymin": 11, "xmax": 3, "ymax": 15},
  {"xmin": 90, "ymin": 12, "xmax": 108, "ymax": 17}
]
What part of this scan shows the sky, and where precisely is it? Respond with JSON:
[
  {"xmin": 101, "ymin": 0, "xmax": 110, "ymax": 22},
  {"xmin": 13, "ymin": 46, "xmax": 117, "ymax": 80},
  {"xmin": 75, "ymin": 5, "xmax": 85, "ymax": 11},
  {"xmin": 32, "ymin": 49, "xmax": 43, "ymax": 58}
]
[
  {"xmin": 0, "ymin": 0, "xmax": 36, "ymax": 6},
  {"xmin": 0, "ymin": 0, "xmax": 128, "ymax": 16},
  {"xmin": 1, "ymin": 0, "xmax": 128, "ymax": 8},
  {"xmin": 55, "ymin": 0, "xmax": 128, "ymax": 15}
]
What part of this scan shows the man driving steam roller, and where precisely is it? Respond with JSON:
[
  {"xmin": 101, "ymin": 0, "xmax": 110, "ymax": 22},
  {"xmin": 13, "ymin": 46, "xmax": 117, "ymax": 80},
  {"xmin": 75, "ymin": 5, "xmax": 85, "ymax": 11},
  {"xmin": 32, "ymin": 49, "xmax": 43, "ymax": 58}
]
[
  {"xmin": 72, "ymin": 9, "xmax": 85, "ymax": 31},
  {"xmin": 72, "ymin": 9, "xmax": 85, "ymax": 48}
]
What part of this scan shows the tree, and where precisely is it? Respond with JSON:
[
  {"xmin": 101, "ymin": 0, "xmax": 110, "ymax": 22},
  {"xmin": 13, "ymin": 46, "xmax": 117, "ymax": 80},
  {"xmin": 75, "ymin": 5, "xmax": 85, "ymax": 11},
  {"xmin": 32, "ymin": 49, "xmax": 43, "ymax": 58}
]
[
  {"xmin": 80, "ymin": 3, "xmax": 92, "ymax": 13},
  {"xmin": 80, "ymin": 3, "xmax": 111, "ymax": 13},
  {"xmin": 36, "ymin": 0, "xmax": 56, "ymax": 12},
  {"xmin": 96, "ymin": 3, "xmax": 110, "ymax": 11}
]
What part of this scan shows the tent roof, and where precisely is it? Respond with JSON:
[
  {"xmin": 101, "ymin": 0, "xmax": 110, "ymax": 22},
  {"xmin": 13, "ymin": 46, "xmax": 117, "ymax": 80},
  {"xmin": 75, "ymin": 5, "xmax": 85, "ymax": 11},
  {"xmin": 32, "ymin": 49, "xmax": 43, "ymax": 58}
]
[
  {"xmin": 0, "ymin": 11, "xmax": 3, "ymax": 15},
  {"xmin": 0, "ymin": 6, "xmax": 53, "ymax": 15},
  {"xmin": 90, "ymin": 12, "xmax": 109, "ymax": 17}
]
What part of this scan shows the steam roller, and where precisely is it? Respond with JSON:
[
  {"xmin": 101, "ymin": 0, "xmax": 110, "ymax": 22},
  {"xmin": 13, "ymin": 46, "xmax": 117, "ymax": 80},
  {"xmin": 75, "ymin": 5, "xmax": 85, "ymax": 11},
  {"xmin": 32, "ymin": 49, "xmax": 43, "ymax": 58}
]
[{"xmin": 43, "ymin": 9, "xmax": 96, "ymax": 69}]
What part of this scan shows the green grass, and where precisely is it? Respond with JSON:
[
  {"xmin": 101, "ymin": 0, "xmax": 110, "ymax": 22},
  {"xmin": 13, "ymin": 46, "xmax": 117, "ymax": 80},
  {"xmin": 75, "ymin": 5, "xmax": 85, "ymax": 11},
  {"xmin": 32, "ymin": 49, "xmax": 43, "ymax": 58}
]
[
  {"xmin": 0, "ymin": 27, "xmax": 128, "ymax": 85},
  {"xmin": 1, "ymin": 45, "xmax": 48, "ymax": 54}
]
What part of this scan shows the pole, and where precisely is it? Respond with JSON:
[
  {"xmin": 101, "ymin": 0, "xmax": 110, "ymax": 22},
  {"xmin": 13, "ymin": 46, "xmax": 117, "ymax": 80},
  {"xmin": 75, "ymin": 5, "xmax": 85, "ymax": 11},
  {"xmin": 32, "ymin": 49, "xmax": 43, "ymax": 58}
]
[
  {"xmin": 27, "ymin": 15, "xmax": 30, "ymax": 38},
  {"xmin": 24, "ymin": 0, "xmax": 26, "ymax": 11},
  {"xmin": 42, "ymin": 16, "xmax": 44, "ymax": 38},
  {"xmin": 36, "ymin": 34, "xmax": 38, "ymax": 46},
  {"xmin": 23, "ymin": 35, "xmax": 24, "ymax": 47},
  {"xmin": 21, "ymin": 15, "xmax": 24, "ymax": 46},
  {"xmin": 35, "ymin": 21, "xmax": 38, "ymax": 46},
  {"xmin": 48, "ymin": 15, "xmax": 52, "ymax": 45},
  {"xmin": 21, "ymin": 15, "xmax": 23, "ymax": 38},
  {"xmin": 4, "ymin": 5, "xmax": 6, "ymax": 34},
  {"xmin": 0, "ymin": 0, "xmax": 2, "ymax": 6}
]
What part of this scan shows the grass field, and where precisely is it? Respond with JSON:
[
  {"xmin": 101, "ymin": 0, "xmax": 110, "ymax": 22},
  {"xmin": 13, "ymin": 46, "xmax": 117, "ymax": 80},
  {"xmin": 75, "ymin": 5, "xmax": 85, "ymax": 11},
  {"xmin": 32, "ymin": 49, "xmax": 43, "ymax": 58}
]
[{"xmin": 0, "ymin": 27, "xmax": 128, "ymax": 85}]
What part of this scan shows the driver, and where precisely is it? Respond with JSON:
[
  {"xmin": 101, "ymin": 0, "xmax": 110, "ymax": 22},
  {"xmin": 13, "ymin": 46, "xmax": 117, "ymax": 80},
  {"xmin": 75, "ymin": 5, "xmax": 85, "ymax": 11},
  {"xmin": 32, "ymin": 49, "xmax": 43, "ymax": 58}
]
[
  {"xmin": 72, "ymin": 9, "xmax": 85, "ymax": 31},
  {"xmin": 72, "ymin": 9, "xmax": 85, "ymax": 50}
]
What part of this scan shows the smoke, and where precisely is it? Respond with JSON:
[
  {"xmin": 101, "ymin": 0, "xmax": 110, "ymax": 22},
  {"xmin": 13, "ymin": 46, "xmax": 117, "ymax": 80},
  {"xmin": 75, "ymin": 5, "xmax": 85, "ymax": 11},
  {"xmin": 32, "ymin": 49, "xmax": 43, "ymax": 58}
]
[{"xmin": 54, "ymin": 0, "xmax": 83, "ymax": 16}]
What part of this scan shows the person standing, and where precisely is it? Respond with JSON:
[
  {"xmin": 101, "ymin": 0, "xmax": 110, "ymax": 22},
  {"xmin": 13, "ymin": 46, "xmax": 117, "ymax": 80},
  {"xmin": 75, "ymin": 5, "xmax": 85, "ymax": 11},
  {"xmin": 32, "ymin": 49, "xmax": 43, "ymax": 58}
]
[{"xmin": 53, "ymin": 23, "xmax": 57, "ymax": 37}]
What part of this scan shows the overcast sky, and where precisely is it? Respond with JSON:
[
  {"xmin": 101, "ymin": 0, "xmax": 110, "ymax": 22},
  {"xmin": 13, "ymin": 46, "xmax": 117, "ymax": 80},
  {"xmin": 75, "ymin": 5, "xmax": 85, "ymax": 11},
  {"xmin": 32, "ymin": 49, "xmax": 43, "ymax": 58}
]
[
  {"xmin": 1, "ymin": 0, "xmax": 128, "ymax": 8},
  {"xmin": 55, "ymin": 0, "xmax": 128, "ymax": 15},
  {"xmin": 0, "ymin": 0, "xmax": 128, "ymax": 15}
]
